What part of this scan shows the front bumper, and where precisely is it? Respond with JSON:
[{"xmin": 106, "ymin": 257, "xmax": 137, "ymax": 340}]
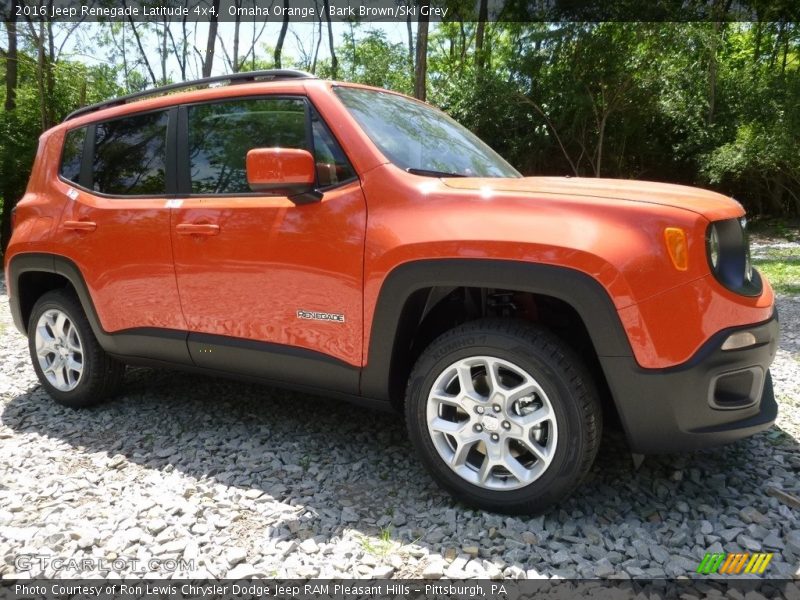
[{"xmin": 601, "ymin": 311, "xmax": 779, "ymax": 453}]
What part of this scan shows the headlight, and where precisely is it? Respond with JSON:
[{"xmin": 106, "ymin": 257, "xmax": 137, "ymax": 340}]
[
  {"xmin": 744, "ymin": 247, "xmax": 753, "ymax": 282},
  {"xmin": 741, "ymin": 217, "xmax": 753, "ymax": 283},
  {"xmin": 706, "ymin": 217, "xmax": 761, "ymax": 296},
  {"xmin": 708, "ymin": 225, "xmax": 720, "ymax": 269}
]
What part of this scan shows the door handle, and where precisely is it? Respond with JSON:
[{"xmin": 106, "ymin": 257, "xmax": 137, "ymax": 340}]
[
  {"xmin": 63, "ymin": 220, "xmax": 97, "ymax": 232},
  {"xmin": 176, "ymin": 223, "xmax": 220, "ymax": 236}
]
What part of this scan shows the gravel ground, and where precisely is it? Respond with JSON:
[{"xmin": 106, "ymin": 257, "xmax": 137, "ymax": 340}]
[{"xmin": 1, "ymin": 256, "xmax": 799, "ymax": 580}]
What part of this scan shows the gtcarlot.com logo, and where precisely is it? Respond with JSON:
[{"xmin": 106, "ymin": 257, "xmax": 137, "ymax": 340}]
[
  {"xmin": 696, "ymin": 552, "xmax": 773, "ymax": 575},
  {"xmin": 15, "ymin": 555, "xmax": 195, "ymax": 573}
]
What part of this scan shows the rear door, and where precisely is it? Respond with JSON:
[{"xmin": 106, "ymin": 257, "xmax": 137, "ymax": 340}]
[
  {"xmin": 55, "ymin": 108, "xmax": 189, "ymax": 362},
  {"xmin": 170, "ymin": 95, "xmax": 366, "ymax": 392}
]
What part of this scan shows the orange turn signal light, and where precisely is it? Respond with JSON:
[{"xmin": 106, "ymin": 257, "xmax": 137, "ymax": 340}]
[{"xmin": 664, "ymin": 227, "xmax": 688, "ymax": 271}]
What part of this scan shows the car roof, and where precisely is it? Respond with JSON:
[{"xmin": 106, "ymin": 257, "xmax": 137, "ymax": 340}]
[
  {"xmin": 63, "ymin": 69, "xmax": 314, "ymax": 122},
  {"xmin": 59, "ymin": 71, "xmax": 424, "ymax": 133}
]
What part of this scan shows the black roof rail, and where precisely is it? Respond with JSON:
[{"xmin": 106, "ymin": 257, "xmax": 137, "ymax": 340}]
[{"xmin": 64, "ymin": 69, "xmax": 315, "ymax": 122}]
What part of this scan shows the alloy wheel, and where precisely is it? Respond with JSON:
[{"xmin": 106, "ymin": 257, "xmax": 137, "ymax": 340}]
[{"xmin": 426, "ymin": 355, "xmax": 558, "ymax": 490}]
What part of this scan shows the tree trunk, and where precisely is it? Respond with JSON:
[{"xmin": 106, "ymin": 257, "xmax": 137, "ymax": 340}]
[
  {"xmin": 166, "ymin": 12, "xmax": 189, "ymax": 81},
  {"xmin": 475, "ymin": 0, "xmax": 488, "ymax": 73},
  {"xmin": 126, "ymin": 13, "xmax": 158, "ymax": 85},
  {"xmin": 406, "ymin": 7, "xmax": 414, "ymax": 78},
  {"xmin": 414, "ymin": 1, "xmax": 429, "ymax": 101},
  {"xmin": 1, "ymin": 0, "xmax": 19, "ymax": 253},
  {"xmin": 44, "ymin": 3, "xmax": 56, "ymax": 126},
  {"xmin": 4, "ymin": 2, "xmax": 18, "ymax": 113},
  {"xmin": 753, "ymin": 19, "xmax": 762, "ymax": 64},
  {"xmin": 274, "ymin": 0, "xmax": 290, "ymax": 68},
  {"xmin": 120, "ymin": 23, "xmax": 131, "ymax": 87},
  {"xmin": 459, "ymin": 21, "xmax": 466, "ymax": 73},
  {"xmin": 203, "ymin": 0, "xmax": 220, "ymax": 77},
  {"xmin": 707, "ymin": 21, "xmax": 720, "ymax": 125},
  {"xmin": 323, "ymin": 0, "xmax": 337, "ymax": 78},
  {"xmin": 180, "ymin": 6, "xmax": 188, "ymax": 79},
  {"xmin": 161, "ymin": 22, "xmax": 168, "ymax": 85},
  {"xmin": 595, "ymin": 112, "xmax": 608, "ymax": 177},
  {"xmin": 780, "ymin": 25, "xmax": 789, "ymax": 78},
  {"xmin": 311, "ymin": 11, "xmax": 322, "ymax": 74},
  {"xmin": 767, "ymin": 173, "xmax": 785, "ymax": 214},
  {"xmin": 232, "ymin": 2, "xmax": 241, "ymax": 72},
  {"xmin": 36, "ymin": 19, "xmax": 47, "ymax": 130}
]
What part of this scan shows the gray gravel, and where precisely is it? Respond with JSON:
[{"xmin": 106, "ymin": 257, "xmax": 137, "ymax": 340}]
[{"xmin": 1, "ymin": 258, "xmax": 798, "ymax": 580}]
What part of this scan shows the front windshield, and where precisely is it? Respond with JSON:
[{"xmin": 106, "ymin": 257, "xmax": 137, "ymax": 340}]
[{"xmin": 334, "ymin": 86, "xmax": 521, "ymax": 178}]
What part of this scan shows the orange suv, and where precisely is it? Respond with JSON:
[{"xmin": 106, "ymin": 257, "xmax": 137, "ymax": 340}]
[{"xmin": 4, "ymin": 70, "xmax": 779, "ymax": 513}]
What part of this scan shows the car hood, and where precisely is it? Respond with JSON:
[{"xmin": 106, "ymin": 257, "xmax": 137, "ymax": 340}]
[{"xmin": 441, "ymin": 176, "xmax": 744, "ymax": 221}]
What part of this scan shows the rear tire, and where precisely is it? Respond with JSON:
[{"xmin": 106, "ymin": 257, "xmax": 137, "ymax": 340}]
[
  {"xmin": 28, "ymin": 289, "xmax": 125, "ymax": 408},
  {"xmin": 405, "ymin": 318, "xmax": 601, "ymax": 514}
]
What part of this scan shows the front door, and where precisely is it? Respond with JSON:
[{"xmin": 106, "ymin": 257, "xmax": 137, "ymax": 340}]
[{"xmin": 170, "ymin": 96, "xmax": 366, "ymax": 392}]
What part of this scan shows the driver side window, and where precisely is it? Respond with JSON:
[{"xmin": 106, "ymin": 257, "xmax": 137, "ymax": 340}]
[{"xmin": 186, "ymin": 97, "xmax": 355, "ymax": 195}]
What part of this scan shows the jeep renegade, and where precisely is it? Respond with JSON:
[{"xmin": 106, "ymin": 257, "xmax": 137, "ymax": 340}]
[{"xmin": 4, "ymin": 70, "xmax": 779, "ymax": 513}]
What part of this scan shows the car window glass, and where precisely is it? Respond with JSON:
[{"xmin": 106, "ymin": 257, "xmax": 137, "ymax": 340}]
[
  {"xmin": 311, "ymin": 108, "xmax": 356, "ymax": 187},
  {"xmin": 335, "ymin": 87, "xmax": 520, "ymax": 178},
  {"xmin": 60, "ymin": 127, "xmax": 86, "ymax": 184},
  {"xmin": 188, "ymin": 98, "xmax": 307, "ymax": 194},
  {"xmin": 92, "ymin": 111, "xmax": 169, "ymax": 195}
]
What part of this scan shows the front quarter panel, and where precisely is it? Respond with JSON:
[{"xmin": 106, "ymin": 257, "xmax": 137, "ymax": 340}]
[{"xmin": 360, "ymin": 165, "xmax": 771, "ymax": 370}]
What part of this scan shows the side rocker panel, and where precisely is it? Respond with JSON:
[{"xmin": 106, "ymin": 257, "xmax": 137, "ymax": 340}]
[{"xmin": 7, "ymin": 253, "xmax": 361, "ymax": 396}]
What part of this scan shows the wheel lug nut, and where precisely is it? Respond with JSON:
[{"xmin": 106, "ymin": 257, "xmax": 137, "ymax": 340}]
[
  {"xmin": 491, "ymin": 433, "xmax": 499, "ymax": 442},
  {"xmin": 474, "ymin": 424, "xmax": 483, "ymax": 432},
  {"xmin": 502, "ymin": 421, "xmax": 510, "ymax": 430},
  {"xmin": 476, "ymin": 406, "xmax": 484, "ymax": 414},
  {"xmin": 493, "ymin": 404, "xmax": 501, "ymax": 413}
]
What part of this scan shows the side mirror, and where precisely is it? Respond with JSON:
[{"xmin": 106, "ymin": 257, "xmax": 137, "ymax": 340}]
[{"xmin": 246, "ymin": 148, "xmax": 321, "ymax": 204}]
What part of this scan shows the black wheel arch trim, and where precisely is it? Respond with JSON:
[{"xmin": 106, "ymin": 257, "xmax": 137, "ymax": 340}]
[
  {"xmin": 7, "ymin": 253, "xmax": 57, "ymax": 334},
  {"xmin": 8, "ymin": 252, "xmax": 192, "ymax": 364},
  {"xmin": 360, "ymin": 258, "xmax": 634, "ymax": 402}
]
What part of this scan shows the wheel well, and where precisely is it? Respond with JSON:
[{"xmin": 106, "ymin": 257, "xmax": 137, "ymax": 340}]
[
  {"xmin": 17, "ymin": 271, "xmax": 74, "ymax": 332},
  {"xmin": 387, "ymin": 286, "xmax": 617, "ymax": 423}
]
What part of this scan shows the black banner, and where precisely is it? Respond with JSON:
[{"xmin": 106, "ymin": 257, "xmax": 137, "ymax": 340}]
[
  {"xmin": 12, "ymin": 0, "xmax": 800, "ymax": 23},
  {"xmin": 1, "ymin": 580, "xmax": 799, "ymax": 600}
]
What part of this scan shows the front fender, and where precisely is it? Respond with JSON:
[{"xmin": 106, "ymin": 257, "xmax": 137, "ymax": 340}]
[{"xmin": 360, "ymin": 258, "xmax": 633, "ymax": 401}]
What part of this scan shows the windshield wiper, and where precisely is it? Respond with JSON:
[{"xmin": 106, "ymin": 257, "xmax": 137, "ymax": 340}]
[{"xmin": 406, "ymin": 168, "xmax": 467, "ymax": 178}]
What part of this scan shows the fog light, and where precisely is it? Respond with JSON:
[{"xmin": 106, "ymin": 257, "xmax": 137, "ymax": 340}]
[{"xmin": 721, "ymin": 331, "xmax": 757, "ymax": 351}]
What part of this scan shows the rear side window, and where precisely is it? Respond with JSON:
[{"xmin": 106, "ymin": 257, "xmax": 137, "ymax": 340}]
[
  {"xmin": 92, "ymin": 110, "xmax": 169, "ymax": 195},
  {"xmin": 60, "ymin": 127, "xmax": 86, "ymax": 184},
  {"xmin": 188, "ymin": 98, "xmax": 308, "ymax": 194}
]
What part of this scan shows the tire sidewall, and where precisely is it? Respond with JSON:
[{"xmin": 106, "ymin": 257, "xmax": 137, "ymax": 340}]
[
  {"xmin": 28, "ymin": 292, "xmax": 97, "ymax": 405},
  {"xmin": 407, "ymin": 327, "xmax": 592, "ymax": 512}
]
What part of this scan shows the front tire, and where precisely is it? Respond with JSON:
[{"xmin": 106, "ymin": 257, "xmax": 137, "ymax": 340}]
[
  {"xmin": 28, "ymin": 289, "xmax": 125, "ymax": 408},
  {"xmin": 405, "ymin": 318, "xmax": 601, "ymax": 514}
]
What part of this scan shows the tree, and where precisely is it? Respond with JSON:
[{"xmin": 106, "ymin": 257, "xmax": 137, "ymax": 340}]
[
  {"xmin": 1, "ymin": 0, "xmax": 19, "ymax": 252},
  {"xmin": 202, "ymin": 0, "xmax": 220, "ymax": 77},
  {"xmin": 323, "ymin": 0, "xmax": 337, "ymax": 78},
  {"xmin": 414, "ymin": 0, "xmax": 429, "ymax": 100},
  {"xmin": 475, "ymin": 0, "xmax": 488, "ymax": 74},
  {"xmin": 336, "ymin": 30, "xmax": 412, "ymax": 93},
  {"xmin": 274, "ymin": 0, "xmax": 290, "ymax": 68},
  {"xmin": 123, "ymin": 5, "xmax": 157, "ymax": 86}
]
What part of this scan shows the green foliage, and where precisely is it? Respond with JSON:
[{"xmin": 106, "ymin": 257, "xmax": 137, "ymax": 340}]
[
  {"xmin": 424, "ymin": 22, "xmax": 799, "ymax": 216},
  {"xmin": 752, "ymin": 254, "xmax": 800, "ymax": 295},
  {"xmin": 1, "ymin": 50, "xmax": 123, "ymax": 241},
  {"xmin": 318, "ymin": 29, "xmax": 412, "ymax": 94}
]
